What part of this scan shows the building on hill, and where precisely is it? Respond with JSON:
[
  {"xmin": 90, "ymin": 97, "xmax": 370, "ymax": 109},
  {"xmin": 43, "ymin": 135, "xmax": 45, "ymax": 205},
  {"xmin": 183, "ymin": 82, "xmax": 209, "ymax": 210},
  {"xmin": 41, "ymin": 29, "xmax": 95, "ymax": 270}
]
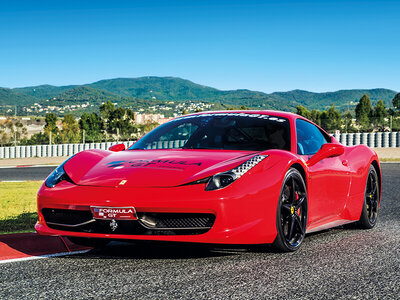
[{"xmin": 134, "ymin": 113, "xmax": 172, "ymax": 125}]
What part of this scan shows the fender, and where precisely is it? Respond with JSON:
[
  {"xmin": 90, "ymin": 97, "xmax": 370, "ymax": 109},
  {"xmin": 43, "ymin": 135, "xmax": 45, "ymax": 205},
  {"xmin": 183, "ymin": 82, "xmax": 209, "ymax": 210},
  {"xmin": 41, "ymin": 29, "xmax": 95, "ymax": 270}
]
[
  {"xmin": 341, "ymin": 145, "xmax": 381, "ymax": 220},
  {"xmin": 261, "ymin": 149, "xmax": 309, "ymax": 183},
  {"xmin": 346, "ymin": 145, "xmax": 380, "ymax": 196},
  {"xmin": 64, "ymin": 149, "xmax": 111, "ymax": 183}
]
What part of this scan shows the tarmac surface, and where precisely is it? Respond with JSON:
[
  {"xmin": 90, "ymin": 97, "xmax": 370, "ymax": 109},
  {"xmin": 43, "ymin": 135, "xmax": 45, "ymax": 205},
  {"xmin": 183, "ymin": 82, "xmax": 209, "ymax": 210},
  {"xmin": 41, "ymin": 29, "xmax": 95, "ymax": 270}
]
[
  {"xmin": 0, "ymin": 163, "xmax": 399, "ymax": 299},
  {"xmin": 0, "ymin": 166, "xmax": 56, "ymax": 181}
]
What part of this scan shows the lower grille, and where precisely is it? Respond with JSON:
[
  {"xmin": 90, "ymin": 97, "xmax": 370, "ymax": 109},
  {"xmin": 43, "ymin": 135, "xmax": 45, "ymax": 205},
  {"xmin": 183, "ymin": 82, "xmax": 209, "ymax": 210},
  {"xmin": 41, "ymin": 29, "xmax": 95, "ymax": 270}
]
[
  {"xmin": 137, "ymin": 213, "xmax": 215, "ymax": 230},
  {"xmin": 42, "ymin": 209, "xmax": 215, "ymax": 235},
  {"xmin": 42, "ymin": 208, "xmax": 93, "ymax": 226}
]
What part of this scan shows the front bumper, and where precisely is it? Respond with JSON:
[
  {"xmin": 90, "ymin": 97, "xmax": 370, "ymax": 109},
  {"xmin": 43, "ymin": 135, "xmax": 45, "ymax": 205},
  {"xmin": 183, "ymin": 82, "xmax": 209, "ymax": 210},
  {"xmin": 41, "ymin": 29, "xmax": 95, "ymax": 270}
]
[{"xmin": 36, "ymin": 176, "xmax": 281, "ymax": 244}]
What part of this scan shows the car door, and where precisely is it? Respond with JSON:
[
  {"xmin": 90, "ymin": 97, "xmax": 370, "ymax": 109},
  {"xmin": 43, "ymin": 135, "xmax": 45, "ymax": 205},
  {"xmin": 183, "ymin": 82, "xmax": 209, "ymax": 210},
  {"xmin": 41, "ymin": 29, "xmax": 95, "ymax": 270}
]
[{"xmin": 296, "ymin": 119, "xmax": 350, "ymax": 224}]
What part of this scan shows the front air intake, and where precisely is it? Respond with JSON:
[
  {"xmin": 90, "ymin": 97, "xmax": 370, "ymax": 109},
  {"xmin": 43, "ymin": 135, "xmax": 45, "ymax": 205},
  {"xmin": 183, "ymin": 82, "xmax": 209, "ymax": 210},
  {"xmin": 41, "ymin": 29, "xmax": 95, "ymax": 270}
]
[{"xmin": 42, "ymin": 208, "xmax": 215, "ymax": 235}]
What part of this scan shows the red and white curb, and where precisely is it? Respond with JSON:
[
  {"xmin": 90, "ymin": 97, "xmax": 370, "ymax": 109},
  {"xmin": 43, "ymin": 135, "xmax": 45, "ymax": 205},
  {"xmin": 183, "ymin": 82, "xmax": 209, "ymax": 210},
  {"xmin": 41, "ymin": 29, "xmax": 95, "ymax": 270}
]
[
  {"xmin": 0, "ymin": 250, "xmax": 90, "ymax": 264},
  {"xmin": 0, "ymin": 233, "xmax": 91, "ymax": 264}
]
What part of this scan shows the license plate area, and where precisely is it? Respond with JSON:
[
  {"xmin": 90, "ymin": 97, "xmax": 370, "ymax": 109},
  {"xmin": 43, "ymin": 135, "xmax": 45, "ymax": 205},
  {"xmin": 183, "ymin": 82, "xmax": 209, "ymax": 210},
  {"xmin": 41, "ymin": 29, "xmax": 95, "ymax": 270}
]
[{"xmin": 90, "ymin": 206, "xmax": 137, "ymax": 220}]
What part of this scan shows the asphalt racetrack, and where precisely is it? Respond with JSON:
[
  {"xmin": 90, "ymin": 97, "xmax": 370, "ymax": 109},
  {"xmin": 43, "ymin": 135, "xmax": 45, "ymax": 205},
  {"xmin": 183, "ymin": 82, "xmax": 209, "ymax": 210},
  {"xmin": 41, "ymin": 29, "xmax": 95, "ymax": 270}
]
[
  {"xmin": 0, "ymin": 163, "xmax": 399, "ymax": 299},
  {"xmin": 0, "ymin": 166, "xmax": 56, "ymax": 181}
]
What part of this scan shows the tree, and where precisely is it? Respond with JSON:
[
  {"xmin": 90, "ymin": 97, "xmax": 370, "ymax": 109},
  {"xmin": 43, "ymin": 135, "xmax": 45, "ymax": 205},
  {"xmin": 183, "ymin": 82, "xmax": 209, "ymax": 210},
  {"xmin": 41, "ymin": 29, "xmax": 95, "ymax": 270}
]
[
  {"xmin": 342, "ymin": 112, "xmax": 357, "ymax": 133},
  {"xmin": 99, "ymin": 100, "xmax": 116, "ymax": 122},
  {"xmin": 26, "ymin": 132, "xmax": 48, "ymax": 145},
  {"xmin": 296, "ymin": 105, "xmax": 323, "ymax": 126},
  {"xmin": 79, "ymin": 112, "xmax": 104, "ymax": 142},
  {"xmin": 44, "ymin": 113, "xmax": 59, "ymax": 135},
  {"xmin": 99, "ymin": 100, "xmax": 116, "ymax": 134},
  {"xmin": 107, "ymin": 107, "xmax": 139, "ymax": 140},
  {"xmin": 14, "ymin": 119, "xmax": 28, "ymax": 143},
  {"xmin": 320, "ymin": 104, "xmax": 341, "ymax": 132},
  {"xmin": 296, "ymin": 105, "xmax": 311, "ymax": 120},
  {"xmin": 310, "ymin": 109, "xmax": 322, "ymax": 126},
  {"xmin": 392, "ymin": 93, "xmax": 400, "ymax": 110},
  {"xmin": 139, "ymin": 121, "xmax": 159, "ymax": 136},
  {"xmin": 372, "ymin": 99, "xmax": 387, "ymax": 129},
  {"xmin": 0, "ymin": 118, "xmax": 28, "ymax": 146},
  {"xmin": 0, "ymin": 120, "xmax": 12, "ymax": 146},
  {"xmin": 0, "ymin": 127, "xmax": 8, "ymax": 146},
  {"xmin": 60, "ymin": 114, "xmax": 80, "ymax": 143},
  {"xmin": 355, "ymin": 94, "xmax": 372, "ymax": 131}
]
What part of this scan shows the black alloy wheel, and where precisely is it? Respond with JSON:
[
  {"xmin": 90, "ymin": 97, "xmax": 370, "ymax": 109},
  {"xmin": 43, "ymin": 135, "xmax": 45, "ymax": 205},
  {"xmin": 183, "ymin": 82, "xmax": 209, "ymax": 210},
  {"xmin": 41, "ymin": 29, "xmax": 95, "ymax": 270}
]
[
  {"xmin": 358, "ymin": 165, "xmax": 380, "ymax": 229},
  {"xmin": 273, "ymin": 168, "xmax": 308, "ymax": 252}
]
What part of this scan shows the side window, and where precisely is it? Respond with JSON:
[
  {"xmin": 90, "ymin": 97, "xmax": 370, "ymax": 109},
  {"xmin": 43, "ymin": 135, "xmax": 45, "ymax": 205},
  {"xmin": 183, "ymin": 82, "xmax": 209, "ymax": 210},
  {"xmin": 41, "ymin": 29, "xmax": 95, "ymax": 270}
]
[{"xmin": 296, "ymin": 119, "xmax": 327, "ymax": 155}]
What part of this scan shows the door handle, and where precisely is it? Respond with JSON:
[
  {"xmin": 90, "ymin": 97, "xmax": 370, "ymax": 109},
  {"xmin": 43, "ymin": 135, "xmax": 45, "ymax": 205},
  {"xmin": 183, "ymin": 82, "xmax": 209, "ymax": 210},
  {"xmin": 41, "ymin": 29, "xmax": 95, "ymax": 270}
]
[{"xmin": 342, "ymin": 160, "xmax": 348, "ymax": 166}]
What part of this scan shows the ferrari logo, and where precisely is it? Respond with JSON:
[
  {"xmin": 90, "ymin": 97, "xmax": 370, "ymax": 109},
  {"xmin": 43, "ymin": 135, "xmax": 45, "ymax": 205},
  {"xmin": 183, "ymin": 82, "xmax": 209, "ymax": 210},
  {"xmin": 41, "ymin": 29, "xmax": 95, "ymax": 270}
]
[
  {"xmin": 110, "ymin": 219, "xmax": 118, "ymax": 231},
  {"xmin": 119, "ymin": 180, "xmax": 128, "ymax": 186},
  {"xmin": 291, "ymin": 206, "xmax": 295, "ymax": 215}
]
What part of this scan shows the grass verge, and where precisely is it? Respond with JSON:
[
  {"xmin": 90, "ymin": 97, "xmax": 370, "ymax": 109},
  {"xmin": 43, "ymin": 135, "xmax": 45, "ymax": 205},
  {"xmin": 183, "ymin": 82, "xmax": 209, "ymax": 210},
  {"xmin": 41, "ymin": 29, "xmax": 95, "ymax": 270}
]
[
  {"xmin": 0, "ymin": 181, "xmax": 42, "ymax": 233},
  {"xmin": 380, "ymin": 158, "xmax": 400, "ymax": 162}
]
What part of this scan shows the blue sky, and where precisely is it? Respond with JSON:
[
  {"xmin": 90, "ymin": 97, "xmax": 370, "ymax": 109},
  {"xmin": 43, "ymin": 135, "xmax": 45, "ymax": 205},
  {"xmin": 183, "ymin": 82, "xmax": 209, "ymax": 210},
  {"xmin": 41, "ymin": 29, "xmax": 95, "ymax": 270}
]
[{"xmin": 1, "ymin": 0, "xmax": 399, "ymax": 92}]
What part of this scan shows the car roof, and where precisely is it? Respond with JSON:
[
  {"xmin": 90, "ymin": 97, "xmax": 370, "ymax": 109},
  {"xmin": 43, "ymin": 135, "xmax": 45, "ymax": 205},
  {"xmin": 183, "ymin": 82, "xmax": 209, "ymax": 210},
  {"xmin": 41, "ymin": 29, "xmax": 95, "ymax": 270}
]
[
  {"xmin": 182, "ymin": 110, "xmax": 300, "ymax": 120},
  {"xmin": 180, "ymin": 110, "xmax": 332, "ymax": 142}
]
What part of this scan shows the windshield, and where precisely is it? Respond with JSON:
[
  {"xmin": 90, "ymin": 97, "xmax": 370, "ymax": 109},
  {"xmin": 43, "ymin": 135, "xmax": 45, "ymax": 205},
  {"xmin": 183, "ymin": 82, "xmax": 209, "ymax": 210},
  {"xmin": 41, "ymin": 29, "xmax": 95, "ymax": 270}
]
[{"xmin": 129, "ymin": 113, "xmax": 291, "ymax": 151}]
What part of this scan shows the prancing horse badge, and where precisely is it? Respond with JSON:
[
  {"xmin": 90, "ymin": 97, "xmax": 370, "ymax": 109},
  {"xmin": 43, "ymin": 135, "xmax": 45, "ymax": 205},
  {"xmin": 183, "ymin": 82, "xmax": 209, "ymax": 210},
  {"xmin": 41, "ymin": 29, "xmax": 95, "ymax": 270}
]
[{"xmin": 110, "ymin": 219, "xmax": 118, "ymax": 231}]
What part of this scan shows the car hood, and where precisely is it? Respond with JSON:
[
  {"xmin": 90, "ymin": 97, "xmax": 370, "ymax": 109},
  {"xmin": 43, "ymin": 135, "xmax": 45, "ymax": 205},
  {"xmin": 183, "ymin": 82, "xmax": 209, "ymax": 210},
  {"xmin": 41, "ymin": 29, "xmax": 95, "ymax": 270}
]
[{"xmin": 63, "ymin": 149, "xmax": 262, "ymax": 188}]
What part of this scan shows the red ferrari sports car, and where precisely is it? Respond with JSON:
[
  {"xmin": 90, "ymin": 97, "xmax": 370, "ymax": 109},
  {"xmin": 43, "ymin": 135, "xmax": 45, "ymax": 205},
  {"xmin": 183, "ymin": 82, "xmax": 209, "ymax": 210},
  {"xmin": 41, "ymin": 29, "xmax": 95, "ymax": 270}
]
[{"xmin": 35, "ymin": 111, "xmax": 381, "ymax": 252}]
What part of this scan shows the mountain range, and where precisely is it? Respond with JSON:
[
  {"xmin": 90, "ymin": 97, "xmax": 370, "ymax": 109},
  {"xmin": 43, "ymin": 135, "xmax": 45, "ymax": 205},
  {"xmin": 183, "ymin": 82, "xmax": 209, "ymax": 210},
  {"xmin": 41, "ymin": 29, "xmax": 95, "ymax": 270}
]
[{"xmin": 1, "ymin": 76, "xmax": 397, "ymax": 112}]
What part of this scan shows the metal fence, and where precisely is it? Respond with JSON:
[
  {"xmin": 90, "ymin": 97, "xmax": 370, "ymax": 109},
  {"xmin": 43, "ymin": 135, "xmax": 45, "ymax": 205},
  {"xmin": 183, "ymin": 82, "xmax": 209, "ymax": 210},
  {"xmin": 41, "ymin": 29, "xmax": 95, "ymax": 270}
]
[
  {"xmin": 0, "ymin": 141, "xmax": 134, "ymax": 159},
  {"xmin": 332, "ymin": 132, "xmax": 400, "ymax": 148},
  {"xmin": 0, "ymin": 132, "xmax": 399, "ymax": 159}
]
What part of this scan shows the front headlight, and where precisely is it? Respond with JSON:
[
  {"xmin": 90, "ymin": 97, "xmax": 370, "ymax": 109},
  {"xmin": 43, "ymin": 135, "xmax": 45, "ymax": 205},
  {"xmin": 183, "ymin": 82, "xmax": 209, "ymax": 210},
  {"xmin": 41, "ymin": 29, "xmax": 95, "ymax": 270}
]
[
  {"xmin": 45, "ymin": 156, "xmax": 74, "ymax": 188},
  {"xmin": 205, "ymin": 155, "xmax": 268, "ymax": 191}
]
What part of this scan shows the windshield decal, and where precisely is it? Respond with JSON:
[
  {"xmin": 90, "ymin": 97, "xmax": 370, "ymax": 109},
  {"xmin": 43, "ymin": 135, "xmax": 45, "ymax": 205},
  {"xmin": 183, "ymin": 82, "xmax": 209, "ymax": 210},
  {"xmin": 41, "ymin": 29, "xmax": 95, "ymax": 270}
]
[{"xmin": 175, "ymin": 113, "xmax": 287, "ymax": 123}]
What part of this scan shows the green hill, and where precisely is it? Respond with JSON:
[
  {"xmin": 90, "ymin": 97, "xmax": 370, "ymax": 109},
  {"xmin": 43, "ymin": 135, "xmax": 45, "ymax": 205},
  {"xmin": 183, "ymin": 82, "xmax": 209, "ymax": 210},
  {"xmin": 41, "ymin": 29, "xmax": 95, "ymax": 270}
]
[
  {"xmin": 271, "ymin": 89, "xmax": 396, "ymax": 109},
  {"xmin": 44, "ymin": 85, "xmax": 171, "ymax": 113},
  {"xmin": 45, "ymin": 86, "xmax": 123, "ymax": 105},
  {"xmin": 3, "ymin": 76, "xmax": 398, "ymax": 112},
  {"xmin": 0, "ymin": 87, "xmax": 40, "ymax": 106},
  {"xmin": 88, "ymin": 77, "xmax": 398, "ymax": 110},
  {"xmin": 88, "ymin": 77, "xmax": 294, "ymax": 110},
  {"xmin": 89, "ymin": 77, "xmax": 220, "ymax": 100},
  {"xmin": 13, "ymin": 84, "xmax": 77, "ymax": 100}
]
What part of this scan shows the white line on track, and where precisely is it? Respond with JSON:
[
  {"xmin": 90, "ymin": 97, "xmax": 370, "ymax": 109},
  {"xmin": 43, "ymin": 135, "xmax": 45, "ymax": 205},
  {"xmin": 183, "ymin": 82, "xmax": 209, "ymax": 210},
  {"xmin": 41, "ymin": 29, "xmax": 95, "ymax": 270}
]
[
  {"xmin": 0, "ymin": 180, "xmax": 26, "ymax": 182},
  {"xmin": 0, "ymin": 249, "xmax": 90, "ymax": 265},
  {"xmin": 0, "ymin": 165, "xmax": 59, "ymax": 169}
]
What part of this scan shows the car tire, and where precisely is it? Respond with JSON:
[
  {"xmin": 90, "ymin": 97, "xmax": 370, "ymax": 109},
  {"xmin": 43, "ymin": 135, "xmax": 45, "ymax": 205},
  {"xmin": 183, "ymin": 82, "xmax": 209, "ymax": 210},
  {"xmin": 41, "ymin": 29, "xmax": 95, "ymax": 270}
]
[
  {"xmin": 67, "ymin": 237, "xmax": 110, "ymax": 248},
  {"xmin": 273, "ymin": 168, "xmax": 308, "ymax": 252},
  {"xmin": 357, "ymin": 165, "xmax": 380, "ymax": 229}
]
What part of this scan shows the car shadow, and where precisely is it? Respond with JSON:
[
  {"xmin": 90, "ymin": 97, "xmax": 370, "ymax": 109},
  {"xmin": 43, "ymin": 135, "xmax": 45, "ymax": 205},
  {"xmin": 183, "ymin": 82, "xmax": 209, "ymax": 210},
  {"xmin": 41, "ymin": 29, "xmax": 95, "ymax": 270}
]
[{"xmin": 62, "ymin": 240, "xmax": 277, "ymax": 260}]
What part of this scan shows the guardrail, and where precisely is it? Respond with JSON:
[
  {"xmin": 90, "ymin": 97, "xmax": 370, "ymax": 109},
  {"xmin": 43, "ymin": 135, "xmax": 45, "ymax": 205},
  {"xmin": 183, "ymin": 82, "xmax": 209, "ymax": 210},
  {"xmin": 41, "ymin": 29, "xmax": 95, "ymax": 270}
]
[
  {"xmin": 0, "ymin": 132, "xmax": 399, "ymax": 159},
  {"xmin": 332, "ymin": 132, "xmax": 400, "ymax": 148},
  {"xmin": 0, "ymin": 141, "xmax": 134, "ymax": 159}
]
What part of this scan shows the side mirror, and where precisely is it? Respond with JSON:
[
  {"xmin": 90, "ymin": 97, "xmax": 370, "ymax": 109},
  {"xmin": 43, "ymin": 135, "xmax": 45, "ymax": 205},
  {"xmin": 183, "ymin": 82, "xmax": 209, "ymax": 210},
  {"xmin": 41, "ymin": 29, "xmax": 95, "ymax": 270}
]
[
  {"xmin": 307, "ymin": 143, "xmax": 344, "ymax": 167},
  {"xmin": 109, "ymin": 143, "xmax": 126, "ymax": 152}
]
